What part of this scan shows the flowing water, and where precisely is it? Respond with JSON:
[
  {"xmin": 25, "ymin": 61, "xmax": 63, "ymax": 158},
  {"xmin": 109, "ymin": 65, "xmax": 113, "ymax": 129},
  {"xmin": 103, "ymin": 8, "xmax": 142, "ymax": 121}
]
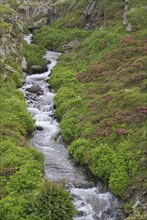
[{"xmin": 22, "ymin": 34, "xmax": 125, "ymax": 220}]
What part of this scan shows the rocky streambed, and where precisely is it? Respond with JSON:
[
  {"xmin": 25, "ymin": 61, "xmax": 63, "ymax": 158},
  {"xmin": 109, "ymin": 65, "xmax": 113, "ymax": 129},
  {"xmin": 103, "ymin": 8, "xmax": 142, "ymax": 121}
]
[{"xmin": 21, "ymin": 34, "xmax": 125, "ymax": 220}]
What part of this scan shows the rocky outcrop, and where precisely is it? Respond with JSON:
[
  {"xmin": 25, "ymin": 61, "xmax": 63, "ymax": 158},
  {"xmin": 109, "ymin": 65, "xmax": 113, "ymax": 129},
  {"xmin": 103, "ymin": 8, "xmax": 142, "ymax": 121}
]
[
  {"xmin": 83, "ymin": 0, "xmax": 99, "ymax": 29},
  {"xmin": 0, "ymin": 3, "xmax": 23, "ymax": 79},
  {"xmin": 123, "ymin": 0, "xmax": 132, "ymax": 32},
  {"xmin": 21, "ymin": 57, "xmax": 28, "ymax": 72},
  {"xmin": 17, "ymin": 1, "xmax": 58, "ymax": 29},
  {"xmin": 61, "ymin": 39, "xmax": 80, "ymax": 53},
  {"xmin": 52, "ymin": 0, "xmax": 124, "ymax": 29}
]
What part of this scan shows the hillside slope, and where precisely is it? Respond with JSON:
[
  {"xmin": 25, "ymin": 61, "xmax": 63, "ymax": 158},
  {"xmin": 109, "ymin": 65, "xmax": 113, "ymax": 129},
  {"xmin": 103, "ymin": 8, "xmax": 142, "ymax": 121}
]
[{"xmin": 33, "ymin": 0, "xmax": 147, "ymax": 219}]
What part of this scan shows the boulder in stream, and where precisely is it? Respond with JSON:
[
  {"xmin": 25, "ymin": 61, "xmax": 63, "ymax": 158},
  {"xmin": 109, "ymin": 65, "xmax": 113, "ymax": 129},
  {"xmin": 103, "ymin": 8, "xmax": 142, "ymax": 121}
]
[
  {"xmin": 29, "ymin": 64, "xmax": 48, "ymax": 74},
  {"xmin": 36, "ymin": 125, "xmax": 44, "ymax": 131},
  {"xmin": 27, "ymin": 84, "xmax": 43, "ymax": 94}
]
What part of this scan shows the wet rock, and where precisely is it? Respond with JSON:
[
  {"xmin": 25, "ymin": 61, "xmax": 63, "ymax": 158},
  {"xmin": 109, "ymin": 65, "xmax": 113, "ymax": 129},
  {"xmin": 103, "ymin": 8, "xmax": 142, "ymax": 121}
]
[
  {"xmin": 46, "ymin": 60, "xmax": 51, "ymax": 64},
  {"xmin": 36, "ymin": 126, "xmax": 43, "ymax": 131},
  {"xmin": 77, "ymin": 210, "xmax": 85, "ymax": 217},
  {"xmin": 27, "ymin": 84, "xmax": 42, "ymax": 94},
  {"xmin": 74, "ymin": 180, "xmax": 95, "ymax": 188},
  {"xmin": 29, "ymin": 64, "xmax": 48, "ymax": 74},
  {"xmin": 84, "ymin": 0, "xmax": 97, "ymax": 18},
  {"xmin": 111, "ymin": 208, "xmax": 125, "ymax": 220},
  {"xmin": 22, "ymin": 71, "xmax": 26, "ymax": 84},
  {"xmin": 97, "ymin": 181, "xmax": 108, "ymax": 193}
]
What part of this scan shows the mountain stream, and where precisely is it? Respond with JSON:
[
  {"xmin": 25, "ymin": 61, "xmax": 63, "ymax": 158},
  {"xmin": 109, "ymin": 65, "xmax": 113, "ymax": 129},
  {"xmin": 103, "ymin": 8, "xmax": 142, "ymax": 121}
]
[{"xmin": 22, "ymin": 34, "xmax": 125, "ymax": 220}]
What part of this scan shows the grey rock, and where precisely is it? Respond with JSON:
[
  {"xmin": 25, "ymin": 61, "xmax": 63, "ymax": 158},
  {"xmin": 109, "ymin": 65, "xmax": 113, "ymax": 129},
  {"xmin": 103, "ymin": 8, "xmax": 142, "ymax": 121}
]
[
  {"xmin": 61, "ymin": 39, "xmax": 79, "ymax": 52},
  {"xmin": 84, "ymin": 0, "xmax": 97, "ymax": 17},
  {"xmin": 0, "ymin": 47, "xmax": 6, "ymax": 62},
  {"xmin": 4, "ymin": 64, "xmax": 15, "ymax": 73},
  {"xmin": 27, "ymin": 84, "xmax": 42, "ymax": 93},
  {"xmin": 17, "ymin": 5, "xmax": 29, "ymax": 14},
  {"xmin": 126, "ymin": 23, "xmax": 132, "ymax": 32},
  {"xmin": 29, "ymin": 64, "xmax": 48, "ymax": 74},
  {"xmin": 132, "ymin": 200, "xmax": 141, "ymax": 209},
  {"xmin": 112, "ymin": 208, "xmax": 125, "ymax": 220},
  {"xmin": 21, "ymin": 57, "xmax": 28, "ymax": 72}
]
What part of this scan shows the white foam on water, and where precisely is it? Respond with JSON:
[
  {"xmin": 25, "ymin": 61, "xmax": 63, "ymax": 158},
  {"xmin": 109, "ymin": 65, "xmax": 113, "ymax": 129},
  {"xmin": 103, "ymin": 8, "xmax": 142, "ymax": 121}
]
[
  {"xmin": 34, "ymin": 113, "xmax": 52, "ymax": 122},
  {"xmin": 26, "ymin": 71, "xmax": 50, "ymax": 82},
  {"xmin": 24, "ymin": 33, "xmax": 32, "ymax": 44},
  {"xmin": 71, "ymin": 187, "xmax": 116, "ymax": 220},
  {"xmin": 27, "ymin": 107, "xmax": 40, "ymax": 115}
]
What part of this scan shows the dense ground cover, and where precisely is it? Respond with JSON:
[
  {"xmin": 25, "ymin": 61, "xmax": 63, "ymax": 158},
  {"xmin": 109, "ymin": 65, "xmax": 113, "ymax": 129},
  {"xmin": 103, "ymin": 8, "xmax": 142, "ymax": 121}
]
[
  {"xmin": 33, "ymin": 0, "xmax": 147, "ymax": 218},
  {"xmin": 0, "ymin": 2, "xmax": 76, "ymax": 219}
]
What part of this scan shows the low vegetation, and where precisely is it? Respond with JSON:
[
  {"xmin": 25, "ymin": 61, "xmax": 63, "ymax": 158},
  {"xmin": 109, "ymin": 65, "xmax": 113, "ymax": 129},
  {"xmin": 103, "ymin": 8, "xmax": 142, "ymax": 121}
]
[
  {"xmin": 33, "ymin": 0, "xmax": 147, "ymax": 218},
  {"xmin": 22, "ymin": 41, "xmax": 45, "ymax": 66},
  {"xmin": 33, "ymin": 26, "xmax": 90, "ymax": 51}
]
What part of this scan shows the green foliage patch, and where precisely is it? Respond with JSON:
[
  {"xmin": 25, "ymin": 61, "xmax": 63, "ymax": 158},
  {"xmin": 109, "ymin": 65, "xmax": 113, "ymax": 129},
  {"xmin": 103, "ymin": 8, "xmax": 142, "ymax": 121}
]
[
  {"xmin": 22, "ymin": 41, "xmax": 45, "ymax": 66},
  {"xmin": 29, "ymin": 180, "xmax": 77, "ymax": 220},
  {"xmin": 33, "ymin": 26, "xmax": 90, "ymax": 51}
]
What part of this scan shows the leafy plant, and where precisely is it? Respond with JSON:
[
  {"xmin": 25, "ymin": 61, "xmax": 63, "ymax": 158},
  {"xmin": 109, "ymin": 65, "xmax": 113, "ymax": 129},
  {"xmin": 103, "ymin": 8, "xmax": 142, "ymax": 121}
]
[{"xmin": 30, "ymin": 180, "xmax": 77, "ymax": 220}]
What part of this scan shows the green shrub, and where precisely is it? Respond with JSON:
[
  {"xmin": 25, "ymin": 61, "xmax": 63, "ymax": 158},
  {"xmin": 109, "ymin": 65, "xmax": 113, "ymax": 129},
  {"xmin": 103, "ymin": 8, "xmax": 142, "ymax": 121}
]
[
  {"xmin": 69, "ymin": 138, "xmax": 94, "ymax": 164},
  {"xmin": 0, "ymin": 92, "xmax": 34, "ymax": 135},
  {"xmin": 22, "ymin": 41, "xmax": 45, "ymax": 66},
  {"xmin": 0, "ymin": 195, "xmax": 27, "ymax": 220},
  {"xmin": 109, "ymin": 167, "xmax": 131, "ymax": 197},
  {"xmin": 128, "ymin": 6, "xmax": 147, "ymax": 30},
  {"xmin": 50, "ymin": 68, "xmax": 76, "ymax": 91},
  {"xmin": 33, "ymin": 26, "xmax": 90, "ymax": 51},
  {"xmin": 60, "ymin": 117, "xmax": 77, "ymax": 142},
  {"xmin": 89, "ymin": 145, "xmax": 116, "ymax": 181},
  {"xmin": 30, "ymin": 180, "xmax": 77, "ymax": 220}
]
